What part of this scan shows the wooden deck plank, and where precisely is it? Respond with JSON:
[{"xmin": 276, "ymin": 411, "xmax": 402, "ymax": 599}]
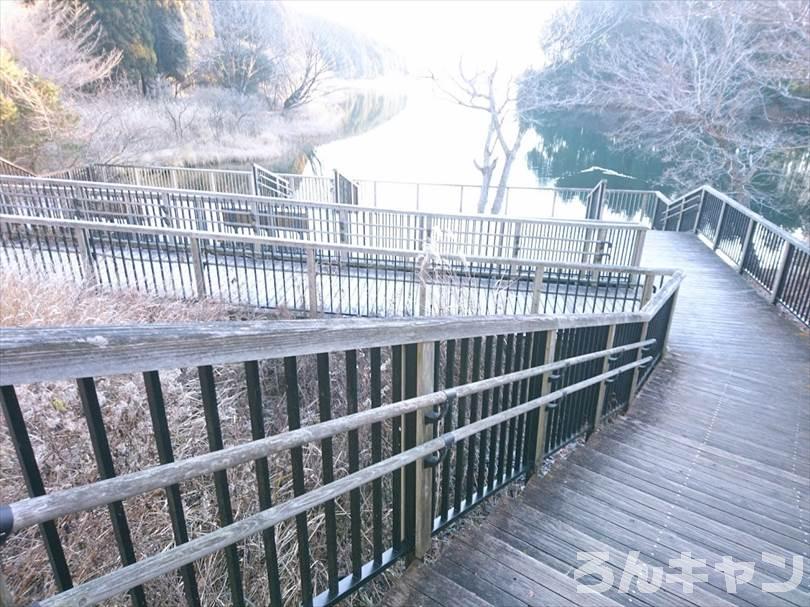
[
  {"xmin": 584, "ymin": 435, "xmax": 809, "ymax": 544},
  {"xmin": 384, "ymin": 232, "xmax": 810, "ymax": 607},
  {"xmin": 507, "ymin": 491, "xmax": 795, "ymax": 607}
]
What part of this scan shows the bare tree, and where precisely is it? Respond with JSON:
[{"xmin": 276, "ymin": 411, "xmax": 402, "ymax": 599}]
[
  {"xmin": 524, "ymin": 1, "xmax": 810, "ymax": 222},
  {"xmin": 277, "ymin": 36, "xmax": 332, "ymax": 111},
  {"xmin": 433, "ymin": 63, "xmax": 527, "ymax": 214},
  {"xmin": 0, "ymin": 0, "xmax": 120, "ymax": 169},
  {"xmin": 0, "ymin": 0, "xmax": 121, "ymax": 91}
]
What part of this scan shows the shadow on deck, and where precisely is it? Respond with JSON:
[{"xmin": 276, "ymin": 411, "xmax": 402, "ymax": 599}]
[{"xmin": 384, "ymin": 231, "xmax": 810, "ymax": 607}]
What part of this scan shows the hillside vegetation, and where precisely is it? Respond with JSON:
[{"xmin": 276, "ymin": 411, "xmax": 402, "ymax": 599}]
[{"xmin": 0, "ymin": 0, "xmax": 404, "ymax": 172}]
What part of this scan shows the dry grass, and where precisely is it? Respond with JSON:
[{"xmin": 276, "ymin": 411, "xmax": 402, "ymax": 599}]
[
  {"xmin": 0, "ymin": 270, "xmax": 542, "ymax": 607},
  {"xmin": 0, "ymin": 272, "xmax": 401, "ymax": 606}
]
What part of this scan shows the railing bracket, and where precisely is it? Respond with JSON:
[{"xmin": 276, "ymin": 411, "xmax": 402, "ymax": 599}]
[
  {"xmin": 424, "ymin": 389, "xmax": 457, "ymax": 423},
  {"xmin": 0, "ymin": 504, "xmax": 12, "ymax": 546},
  {"xmin": 423, "ymin": 435, "xmax": 455, "ymax": 468}
]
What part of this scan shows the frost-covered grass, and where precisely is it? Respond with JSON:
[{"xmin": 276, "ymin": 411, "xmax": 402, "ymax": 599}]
[
  {"xmin": 0, "ymin": 269, "xmax": 570, "ymax": 606},
  {"xmin": 68, "ymin": 86, "xmax": 348, "ymax": 173},
  {"xmin": 0, "ymin": 272, "xmax": 404, "ymax": 606}
]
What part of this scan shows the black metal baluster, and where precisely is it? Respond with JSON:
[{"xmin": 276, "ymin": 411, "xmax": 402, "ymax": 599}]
[
  {"xmin": 466, "ymin": 337, "xmax": 482, "ymax": 504},
  {"xmin": 440, "ymin": 339, "xmax": 456, "ymax": 522},
  {"xmin": 487, "ymin": 335, "xmax": 505, "ymax": 490},
  {"xmin": 515, "ymin": 331, "xmax": 535, "ymax": 471},
  {"xmin": 76, "ymin": 377, "xmax": 147, "ymax": 607},
  {"xmin": 283, "ymin": 356, "xmax": 314, "ymax": 605},
  {"xmin": 197, "ymin": 366, "xmax": 245, "ymax": 607},
  {"xmin": 316, "ymin": 353, "xmax": 340, "ymax": 597},
  {"xmin": 243, "ymin": 362, "xmax": 283, "ymax": 607},
  {"xmin": 478, "ymin": 335, "xmax": 494, "ymax": 495},
  {"xmin": 370, "ymin": 347, "xmax": 384, "ymax": 563},
  {"xmin": 391, "ymin": 345, "xmax": 402, "ymax": 552},
  {"xmin": 402, "ymin": 344, "xmax": 418, "ymax": 552},
  {"xmin": 142, "ymin": 371, "xmax": 201, "ymax": 607},
  {"xmin": 453, "ymin": 338, "xmax": 470, "ymax": 514},
  {"xmin": 0, "ymin": 385, "xmax": 73, "ymax": 592},
  {"xmin": 345, "ymin": 350, "xmax": 363, "ymax": 580},
  {"xmin": 506, "ymin": 333, "xmax": 523, "ymax": 476}
]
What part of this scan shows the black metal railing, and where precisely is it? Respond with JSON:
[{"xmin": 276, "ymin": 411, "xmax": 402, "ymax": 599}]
[
  {"xmin": 0, "ymin": 174, "xmax": 649, "ymax": 266},
  {"xmin": 0, "ymin": 214, "xmax": 673, "ymax": 318},
  {"xmin": 0, "ymin": 156, "xmax": 34, "ymax": 177},
  {"xmin": 655, "ymin": 185, "xmax": 809, "ymax": 327},
  {"xmin": 0, "ymin": 281, "xmax": 680, "ymax": 606}
]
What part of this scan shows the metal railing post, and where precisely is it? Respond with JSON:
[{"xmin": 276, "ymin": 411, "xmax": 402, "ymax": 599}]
[
  {"xmin": 412, "ymin": 341, "xmax": 435, "ymax": 561},
  {"xmin": 597, "ymin": 180, "xmax": 607, "ymax": 220},
  {"xmin": 660, "ymin": 291, "xmax": 679, "ymax": 360},
  {"xmin": 533, "ymin": 329, "xmax": 557, "ymax": 470},
  {"xmin": 594, "ymin": 227, "xmax": 608, "ymax": 264},
  {"xmin": 74, "ymin": 227, "xmax": 96, "ymax": 285},
  {"xmin": 190, "ymin": 238, "xmax": 206, "ymax": 298},
  {"xmin": 530, "ymin": 265, "xmax": 545, "ymax": 314},
  {"xmin": 512, "ymin": 222, "xmax": 522, "ymax": 258},
  {"xmin": 693, "ymin": 189, "xmax": 707, "ymax": 234},
  {"xmin": 712, "ymin": 197, "xmax": 728, "ymax": 250},
  {"xmin": 675, "ymin": 198, "xmax": 685, "ymax": 232},
  {"xmin": 738, "ymin": 217, "xmax": 756, "ymax": 273},
  {"xmin": 770, "ymin": 241, "xmax": 792, "ymax": 304},
  {"xmin": 250, "ymin": 165, "xmax": 258, "ymax": 196},
  {"xmin": 626, "ymin": 322, "xmax": 649, "ymax": 412},
  {"xmin": 651, "ymin": 194, "xmax": 662, "ymax": 229},
  {"xmin": 631, "ymin": 228, "xmax": 646, "ymax": 266},
  {"xmin": 306, "ymin": 248, "xmax": 318, "ymax": 316},
  {"xmin": 641, "ymin": 272, "xmax": 655, "ymax": 306},
  {"xmin": 590, "ymin": 323, "xmax": 617, "ymax": 435}
]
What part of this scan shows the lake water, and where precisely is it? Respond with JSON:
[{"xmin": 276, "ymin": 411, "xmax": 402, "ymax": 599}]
[
  {"xmin": 251, "ymin": 78, "xmax": 804, "ymax": 235},
  {"xmin": 272, "ymin": 80, "xmax": 644, "ymax": 222}
]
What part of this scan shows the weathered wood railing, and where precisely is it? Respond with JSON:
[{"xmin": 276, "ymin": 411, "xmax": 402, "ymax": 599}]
[
  {"xmin": 0, "ymin": 271, "xmax": 682, "ymax": 606},
  {"xmin": 48, "ymin": 163, "xmax": 257, "ymax": 196},
  {"xmin": 38, "ymin": 162, "xmax": 661, "ymax": 220},
  {"xmin": 0, "ymin": 157, "xmax": 33, "ymax": 178},
  {"xmin": 0, "ymin": 213, "xmax": 673, "ymax": 318},
  {"xmin": 654, "ymin": 184, "xmax": 809, "ymax": 326},
  {"xmin": 0, "ymin": 174, "xmax": 649, "ymax": 266}
]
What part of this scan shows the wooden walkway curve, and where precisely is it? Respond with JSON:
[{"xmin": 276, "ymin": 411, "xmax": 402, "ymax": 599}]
[{"xmin": 385, "ymin": 231, "xmax": 810, "ymax": 607}]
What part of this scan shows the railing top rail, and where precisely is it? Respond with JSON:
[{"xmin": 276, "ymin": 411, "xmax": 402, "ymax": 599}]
[
  {"xmin": 35, "ymin": 163, "xmax": 662, "ymax": 197},
  {"xmin": 0, "ymin": 269, "xmax": 683, "ymax": 386},
  {"xmin": 0, "ymin": 213, "xmax": 671, "ymax": 274},
  {"xmin": 0, "ymin": 174, "xmax": 649, "ymax": 230},
  {"xmin": 347, "ymin": 176, "xmax": 592, "ymax": 192},
  {"xmin": 664, "ymin": 184, "xmax": 808, "ymax": 252},
  {"xmin": 4, "ymin": 339, "xmax": 653, "ymax": 535},
  {"xmin": 604, "ymin": 188, "xmax": 661, "ymax": 196},
  {"xmin": 4, "ymin": 350, "xmax": 651, "ymax": 607},
  {"xmin": 0, "ymin": 156, "xmax": 35, "ymax": 176},
  {"xmin": 700, "ymin": 184, "xmax": 809, "ymax": 252},
  {"xmin": 51, "ymin": 163, "xmax": 254, "ymax": 177}
]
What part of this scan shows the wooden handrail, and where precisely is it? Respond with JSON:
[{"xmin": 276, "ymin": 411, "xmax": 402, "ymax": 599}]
[
  {"xmin": 0, "ymin": 269, "xmax": 684, "ymax": 386},
  {"xmin": 3, "ymin": 339, "xmax": 654, "ymax": 533},
  {"xmin": 0, "ymin": 214, "xmax": 670, "ymax": 275},
  {"xmin": 0, "ymin": 174, "xmax": 648, "ymax": 231},
  {"xmin": 20, "ymin": 354, "xmax": 651, "ymax": 607},
  {"xmin": 659, "ymin": 184, "xmax": 808, "ymax": 253}
]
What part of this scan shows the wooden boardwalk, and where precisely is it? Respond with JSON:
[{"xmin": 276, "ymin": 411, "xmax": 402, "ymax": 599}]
[{"xmin": 385, "ymin": 231, "xmax": 810, "ymax": 607}]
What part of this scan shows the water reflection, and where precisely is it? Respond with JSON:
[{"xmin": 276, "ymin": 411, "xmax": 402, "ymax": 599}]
[{"xmin": 526, "ymin": 114, "xmax": 806, "ymax": 234}]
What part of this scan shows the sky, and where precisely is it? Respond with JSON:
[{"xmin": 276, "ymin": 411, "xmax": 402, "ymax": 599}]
[{"xmin": 290, "ymin": 0, "xmax": 567, "ymax": 74}]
